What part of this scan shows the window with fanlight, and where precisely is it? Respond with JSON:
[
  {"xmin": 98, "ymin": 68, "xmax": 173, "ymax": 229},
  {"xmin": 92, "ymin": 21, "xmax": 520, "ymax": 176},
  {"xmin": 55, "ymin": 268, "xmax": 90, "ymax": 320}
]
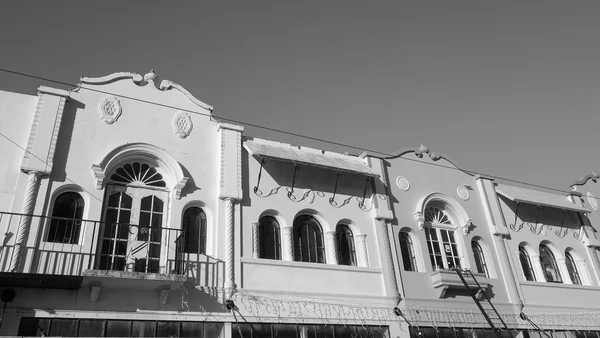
[
  {"xmin": 399, "ymin": 231, "xmax": 417, "ymax": 272},
  {"xmin": 182, "ymin": 207, "xmax": 207, "ymax": 254},
  {"xmin": 293, "ymin": 215, "xmax": 325, "ymax": 264},
  {"xmin": 565, "ymin": 251, "xmax": 582, "ymax": 285},
  {"xmin": 424, "ymin": 204, "xmax": 461, "ymax": 271},
  {"xmin": 471, "ymin": 240, "xmax": 489, "ymax": 277},
  {"xmin": 539, "ymin": 244, "xmax": 562, "ymax": 283},
  {"xmin": 519, "ymin": 245, "xmax": 536, "ymax": 281},
  {"xmin": 46, "ymin": 192, "xmax": 85, "ymax": 244},
  {"xmin": 335, "ymin": 224, "xmax": 356, "ymax": 266},
  {"xmin": 259, "ymin": 216, "xmax": 281, "ymax": 260}
]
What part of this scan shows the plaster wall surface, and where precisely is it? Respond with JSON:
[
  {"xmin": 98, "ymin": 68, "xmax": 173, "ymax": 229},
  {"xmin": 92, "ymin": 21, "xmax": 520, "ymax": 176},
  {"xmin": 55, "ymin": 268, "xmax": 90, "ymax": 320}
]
[
  {"xmin": 0, "ymin": 90, "xmax": 37, "ymax": 210},
  {"xmin": 240, "ymin": 140, "xmax": 387, "ymax": 297}
]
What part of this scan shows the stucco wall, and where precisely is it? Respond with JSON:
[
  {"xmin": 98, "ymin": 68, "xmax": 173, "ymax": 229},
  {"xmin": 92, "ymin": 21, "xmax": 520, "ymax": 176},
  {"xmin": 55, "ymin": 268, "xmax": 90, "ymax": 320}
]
[
  {"xmin": 384, "ymin": 150, "xmax": 511, "ymax": 307},
  {"xmin": 0, "ymin": 90, "xmax": 37, "ymax": 210},
  {"xmin": 240, "ymin": 142, "xmax": 386, "ymax": 297}
]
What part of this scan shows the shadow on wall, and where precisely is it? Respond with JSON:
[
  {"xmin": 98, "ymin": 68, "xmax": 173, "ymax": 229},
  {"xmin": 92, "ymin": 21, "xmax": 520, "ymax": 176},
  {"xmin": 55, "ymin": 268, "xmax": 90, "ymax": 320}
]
[
  {"xmin": 50, "ymin": 99, "xmax": 86, "ymax": 184},
  {"xmin": 179, "ymin": 163, "xmax": 200, "ymax": 199}
]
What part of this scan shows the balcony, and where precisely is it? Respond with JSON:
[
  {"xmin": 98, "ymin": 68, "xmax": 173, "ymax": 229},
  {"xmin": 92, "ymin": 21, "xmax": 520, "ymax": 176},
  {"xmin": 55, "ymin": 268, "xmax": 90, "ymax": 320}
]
[
  {"xmin": 431, "ymin": 269, "xmax": 491, "ymax": 299},
  {"xmin": 0, "ymin": 211, "xmax": 223, "ymax": 293}
]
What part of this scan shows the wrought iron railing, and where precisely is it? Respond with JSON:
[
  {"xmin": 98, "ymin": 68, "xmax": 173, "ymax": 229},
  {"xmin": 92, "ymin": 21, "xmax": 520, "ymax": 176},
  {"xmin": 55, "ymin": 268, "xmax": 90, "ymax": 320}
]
[{"xmin": 0, "ymin": 211, "xmax": 224, "ymax": 287}]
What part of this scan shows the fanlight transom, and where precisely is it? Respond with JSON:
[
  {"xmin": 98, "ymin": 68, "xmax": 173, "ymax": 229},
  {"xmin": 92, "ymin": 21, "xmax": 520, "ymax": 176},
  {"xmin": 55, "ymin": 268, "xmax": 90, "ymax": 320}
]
[
  {"xmin": 425, "ymin": 205, "xmax": 453, "ymax": 225},
  {"xmin": 110, "ymin": 162, "xmax": 166, "ymax": 188}
]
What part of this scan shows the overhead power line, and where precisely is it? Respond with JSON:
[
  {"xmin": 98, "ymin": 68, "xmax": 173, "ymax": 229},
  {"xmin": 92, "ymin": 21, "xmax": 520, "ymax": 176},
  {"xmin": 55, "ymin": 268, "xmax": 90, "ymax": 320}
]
[{"xmin": 0, "ymin": 67, "xmax": 593, "ymax": 198}]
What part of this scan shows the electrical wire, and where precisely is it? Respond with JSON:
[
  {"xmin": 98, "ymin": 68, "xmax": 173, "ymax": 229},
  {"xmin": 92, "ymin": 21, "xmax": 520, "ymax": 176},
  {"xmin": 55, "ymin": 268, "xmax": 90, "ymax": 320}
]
[{"xmin": 0, "ymin": 66, "xmax": 596, "ymax": 199}]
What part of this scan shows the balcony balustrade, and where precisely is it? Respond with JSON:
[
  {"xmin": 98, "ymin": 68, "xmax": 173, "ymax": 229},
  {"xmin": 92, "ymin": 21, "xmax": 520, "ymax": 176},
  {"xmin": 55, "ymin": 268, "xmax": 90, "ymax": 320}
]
[{"xmin": 0, "ymin": 211, "xmax": 223, "ymax": 289}]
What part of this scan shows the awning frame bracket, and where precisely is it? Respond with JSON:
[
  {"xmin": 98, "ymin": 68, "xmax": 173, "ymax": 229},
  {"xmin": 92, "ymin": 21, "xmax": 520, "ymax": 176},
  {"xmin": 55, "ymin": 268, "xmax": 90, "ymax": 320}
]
[
  {"xmin": 509, "ymin": 202, "xmax": 523, "ymax": 232},
  {"xmin": 358, "ymin": 177, "xmax": 374, "ymax": 209},
  {"xmin": 574, "ymin": 213, "xmax": 586, "ymax": 240},
  {"xmin": 529, "ymin": 206, "xmax": 544, "ymax": 235},
  {"xmin": 555, "ymin": 210, "xmax": 569, "ymax": 238},
  {"xmin": 253, "ymin": 158, "xmax": 267, "ymax": 195},
  {"xmin": 287, "ymin": 164, "xmax": 300, "ymax": 200},
  {"xmin": 329, "ymin": 171, "xmax": 343, "ymax": 206}
]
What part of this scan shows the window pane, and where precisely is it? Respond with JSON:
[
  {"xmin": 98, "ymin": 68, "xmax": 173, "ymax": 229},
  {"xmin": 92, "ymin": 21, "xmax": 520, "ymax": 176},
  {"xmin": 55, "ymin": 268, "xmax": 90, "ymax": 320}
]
[
  {"xmin": 106, "ymin": 320, "xmax": 131, "ymax": 337},
  {"xmin": 294, "ymin": 215, "xmax": 324, "ymax": 263},
  {"xmin": 18, "ymin": 318, "xmax": 50, "ymax": 337},
  {"xmin": 49, "ymin": 319, "xmax": 78, "ymax": 337},
  {"xmin": 260, "ymin": 216, "xmax": 281, "ymax": 260},
  {"xmin": 157, "ymin": 321, "xmax": 179, "ymax": 337},
  {"xmin": 78, "ymin": 319, "xmax": 106, "ymax": 337},
  {"xmin": 519, "ymin": 247, "xmax": 536, "ymax": 281},
  {"xmin": 181, "ymin": 322, "xmax": 203, "ymax": 337},
  {"xmin": 131, "ymin": 320, "xmax": 156, "ymax": 337},
  {"xmin": 566, "ymin": 252, "xmax": 582, "ymax": 285},
  {"xmin": 400, "ymin": 232, "xmax": 416, "ymax": 271},
  {"xmin": 205, "ymin": 322, "xmax": 225, "ymax": 338},
  {"xmin": 273, "ymin": 324, "xmax": 298, "ymax": 338},
  {"xmin": 539, "ymin": 245, "xmax": 562, "ymax": 283},
  {"xmin": 183, "ymin": 207, "xmax": 206, "ymax": 254},
  {"xmin": 232, "ymin": 323, "xmax": 252, "ymax": 338},
  {"xmin": 336, "ymin": 225, "xmax": 356, "ymax": 266}
]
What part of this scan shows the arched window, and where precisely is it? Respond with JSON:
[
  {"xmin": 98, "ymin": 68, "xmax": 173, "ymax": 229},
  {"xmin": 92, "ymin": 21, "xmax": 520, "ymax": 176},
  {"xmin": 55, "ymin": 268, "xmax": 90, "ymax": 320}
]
[
  {"xmin": 424, "ymin": 204, "xmax": 461, "ymax": 270},
  {"xmin": 472, "ymin": 240, "xmax": 489, "ymax": 277},
  {"xmin": 565, "ymin": 251, "xmax": 582, "ymax": 285},
  {"xmin": 293, "ymin": 215, "xmax": 325, "ymax": 263},
  {"xmin": 46, "ymin": 192, "xmax": 84, "ymax": 244},
  {"xmin": 182, "ymin": 207, "xmax": 206, "ymax": 254},
  {"xmin": 399, "ymin": 231, "xmax": 417, "ymax": 271},
  {"xmin": 519, "ymin": 245, "xmax": 536, "ymax": 281},
  {"xmin": 539, "ymin": 244, "xmax": 562, "ymax": 283},
  {"xmin": 259, "ymin": 216, "xmax": 281, "ymax": 260},
  {"xmin": 336, "ymin": 225, "xmax": 356, "ymax": 266}
]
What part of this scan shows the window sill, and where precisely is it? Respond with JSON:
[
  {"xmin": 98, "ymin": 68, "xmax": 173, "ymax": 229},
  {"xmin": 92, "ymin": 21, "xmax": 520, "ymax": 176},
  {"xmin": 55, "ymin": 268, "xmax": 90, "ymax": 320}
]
[
  {"xmin": 241, "ymin": 257, "xmax": 382, "ymax": 274},
  {"xmin": 520, "ymin": 280, "xmax": 598, "ymax": 290}
]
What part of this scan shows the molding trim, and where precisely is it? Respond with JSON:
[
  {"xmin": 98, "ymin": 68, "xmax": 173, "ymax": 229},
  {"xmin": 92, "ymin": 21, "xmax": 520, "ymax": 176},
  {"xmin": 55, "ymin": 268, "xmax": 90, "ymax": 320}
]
[
  {"xmin": 91, "ymin": 143, "xmax": 188, "ymax": 199},
  {"xmin": 571, "ymin": 170, "xmax": 600, "ymax": 187}
]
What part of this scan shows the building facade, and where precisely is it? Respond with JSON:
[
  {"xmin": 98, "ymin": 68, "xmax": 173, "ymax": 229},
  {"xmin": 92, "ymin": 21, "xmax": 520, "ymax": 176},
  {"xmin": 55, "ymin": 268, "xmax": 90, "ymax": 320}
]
[{"xmin": 0, "ymin": 71, "xmax": 600, "ymax": 337}]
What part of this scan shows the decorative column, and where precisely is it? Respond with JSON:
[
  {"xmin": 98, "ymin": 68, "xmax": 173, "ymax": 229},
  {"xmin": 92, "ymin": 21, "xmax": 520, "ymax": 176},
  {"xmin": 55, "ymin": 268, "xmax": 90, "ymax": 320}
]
[
  {"xmin": 355, "ymin": 234, "xmax": 369, "ymax": 267},
  {"xmin": 281, "ymin": 226, "xmax": 294, "ymax": 261},
  {"xmin": 10, "ymin": 171, "xmax": 42, "ymax": 272},
  {"xmin": 251, "ymin": 222, "xmax": 260, "ymax": 259},
  {"xmin": 325, "ymin": 231, "xmax": 338, "ymax": 265},
  {"xmin": 224, "ymin": 198, "xmax": 237, "ymax": 292},
  {"xmin": 375, "ymin": 218, "xmax": 400, "ymax": 302}
]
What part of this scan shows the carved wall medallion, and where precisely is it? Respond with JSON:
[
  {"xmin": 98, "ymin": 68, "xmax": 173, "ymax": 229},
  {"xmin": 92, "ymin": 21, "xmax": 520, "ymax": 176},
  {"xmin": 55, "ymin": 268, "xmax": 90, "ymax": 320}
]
[
  {"xmin": 457, "ymin": 185, "xmax": 470, "ymax": 201},
  {"xmin": 172, "ymin": 111, "xmax": 193, "ymax": 139},
  {"xmin": 98, "ymin": 96, "xmax": 122, "ymax": 124},
  {"xmin": 588, "ymin": 191, "xmax": 598, "ymax": 211},
  {"xmin": 396, "ymin": 176, "xmax": 410, "ymax": 191}
]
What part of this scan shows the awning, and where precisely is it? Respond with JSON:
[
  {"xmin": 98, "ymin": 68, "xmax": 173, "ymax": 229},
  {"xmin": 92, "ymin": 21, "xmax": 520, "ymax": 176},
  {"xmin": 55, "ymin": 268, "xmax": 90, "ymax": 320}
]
[
  {"xmin": 244, "ymin": 141, "xmax": 379, "ymax": 177},
  {"xmin": 496, "ymin": 184, "xmax": 590, "ymax": 213}
]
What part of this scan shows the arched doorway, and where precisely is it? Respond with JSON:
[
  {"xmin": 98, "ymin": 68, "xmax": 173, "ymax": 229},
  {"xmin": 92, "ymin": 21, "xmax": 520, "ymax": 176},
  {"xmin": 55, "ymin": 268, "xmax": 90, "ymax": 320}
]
[{"xmin": 97, "ymin": 161, "xmax": 169, "ymax": 273}]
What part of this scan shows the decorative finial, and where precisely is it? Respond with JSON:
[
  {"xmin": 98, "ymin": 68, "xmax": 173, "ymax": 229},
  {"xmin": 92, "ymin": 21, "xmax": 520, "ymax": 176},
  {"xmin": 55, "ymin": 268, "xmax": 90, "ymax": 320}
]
[
  {"xmin": 415, "ymin": 143, "xmax": 430, "ymax": 158},
  {"xmin": 144, "ymin": 69, "xmax": 157, "ymax": 83}
]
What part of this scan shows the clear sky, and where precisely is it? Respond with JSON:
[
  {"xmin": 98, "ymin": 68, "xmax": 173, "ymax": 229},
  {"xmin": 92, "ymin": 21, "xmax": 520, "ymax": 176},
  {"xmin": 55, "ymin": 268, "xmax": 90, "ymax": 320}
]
[{"xmin": 1, "ymin": 1, "xmax": 599, "ymax": 192}]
